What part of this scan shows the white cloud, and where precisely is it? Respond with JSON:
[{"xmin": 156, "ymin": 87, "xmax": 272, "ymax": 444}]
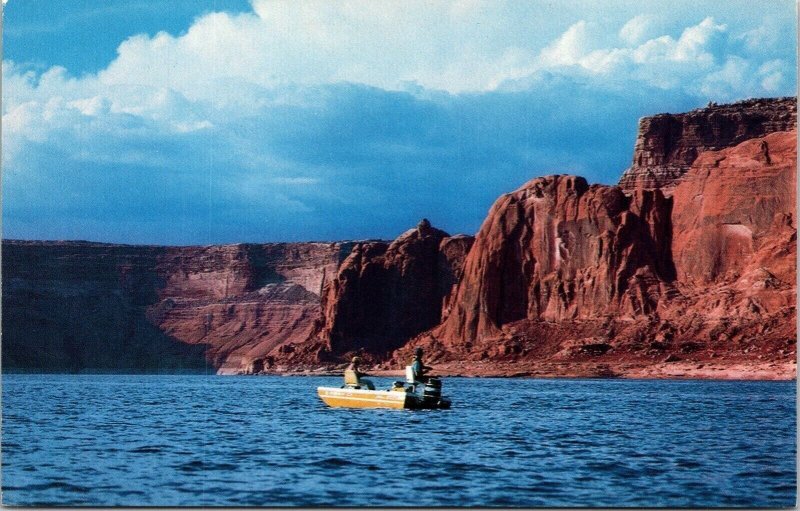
[
  {"xmin": 670, "ymin": 17, "xmax": 726, "ymax": 63},
  {"xmin": 1, "ymin": 1, "xmax": 795, "ymax": 242},
  {"xmin": 4, "ymin": 4, "xmax": 788, "ymax": 114},
  {"xmin": 520, "ymin": 16, "xmax": 774, "ymax": 100},
  {"xmin": 758, "ymin": 60, "xmax": 787, "ymax": 93},
  {"xmin": 699, "ymin": 56, "xmax": 748, "ymax": 98},
  {"xmin": 539, "ymin": 21, "xmax": 597, "ymax": 67},
  {"xmin": 619, "ymin": 15, "xmax": 655, "ymax": 45},
  {"xmin": 3, "ymin": 6, "xmax": 793, "ymax": 170}
]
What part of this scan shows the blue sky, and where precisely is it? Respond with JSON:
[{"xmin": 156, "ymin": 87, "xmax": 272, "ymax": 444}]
[{"xmin": 2, "ymin": 1, "xmax": 796, "ymax": 244}]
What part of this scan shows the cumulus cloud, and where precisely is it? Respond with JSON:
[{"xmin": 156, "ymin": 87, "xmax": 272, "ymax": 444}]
[
  {"xmin": 529, "ymin": 18, "xmax": 734, "ymax": 89},
  {"xmin": 94, "ymin": 7, "xmax": 792, "ymax": 98},
  {"xmin": 619, "ymin": 15, "xmax": 656, "ymax": 45},
  {"xmin": 2, "ymin": 1, "xmax": 796, "ymax": 243},
  {"xmin": 10, "ymin": 2, "xmax": 788, "ymax": 97}
]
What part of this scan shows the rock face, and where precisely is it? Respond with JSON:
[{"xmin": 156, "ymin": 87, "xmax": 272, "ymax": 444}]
[
  {"xmin": 2, "ymin": 224, "xmax": 473, "ymax": 372},
  {"xmin": 438, "ymin": 235, "xmax": 476, "ymax": 318},
  {"xmin": 618, "ymin": 97, "xmax": 796, "ymax": 192},
  {"xmin": 150, "ymin": 243, "xmax": 350, "ymax": 374},
  {"xmin": 428, "ymin": 175, "xmax": 675, "ymax": 350},
  {"xmin": 2, "ymin": 242, "xmax": 209, "ymax": 372},
  {"xmin": 2, "ymin": 241, "xmax": 349, "ymax": 373},
  {"xmin": 318, "ymin": 219, "xmax": 473, "ymax": 358},
  {"xmin": 404, "ymin": 128, "xmax": 795, "ymax": 376},
  {"xmin": 3, "ymin": 97, "xmax": 795, "ymax": 378},
  {"xmin": 660, "ymin": 130, "xmax": 796, "ymax": 359},
  {"xmin": 671, "ymin": 131, "xmax": 796, "ymax": 284}
]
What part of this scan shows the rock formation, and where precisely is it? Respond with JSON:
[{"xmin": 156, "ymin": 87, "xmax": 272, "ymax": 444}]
[
  {"xmin": 3, "ymin": 97, "xmax": 796, "ymax": 378},
  {"xmin": 2, "ymin": 241, "xmax": 349, "ymax": 373},
  {"xmin": 618, "ymin": 97, "xmax": 796, "ymax": 192},
  {"xmin": 2, "ymin": 242, "xmax": 209, "ymax": 372},
  {"xmin": 317, "ymin": 219, "xmax": 473, "ymax": 358},
  {"xmin": 427, "ymin": 175, "xmax": 674, "ymax": 349},
  {"xmin": 400, "ymin": 128, "xmax": 795, "ymax": 378},
  {"xmin": 438, "ymin": 234, "xmax": 476, "ymax": 318},
  {"xmin": 671, "ymin": 131, "xmax": 795, "ymax": 284},
  {"xmin": 149, "ymin": 243, "xmax": 350, "ymax": 373},
  {"xmin": 2, "ymin": 225, "xmax": 473, "ymax": 373}
]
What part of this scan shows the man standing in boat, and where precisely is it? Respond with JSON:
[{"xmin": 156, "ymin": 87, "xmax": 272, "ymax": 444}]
[{"xmin": 410, "ymin": 348, "xmax": 433, "ymax": 383}]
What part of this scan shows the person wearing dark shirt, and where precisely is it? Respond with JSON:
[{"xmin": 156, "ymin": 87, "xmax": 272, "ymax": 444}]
[{"xmin": 410, "ymin": 348, "xmax": 432, "ymax": 383}]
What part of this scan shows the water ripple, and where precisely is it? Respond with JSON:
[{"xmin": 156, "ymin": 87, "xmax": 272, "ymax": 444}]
[{"xmin": 1, "ymin": 374, "xmax": 795, "ymax": 507}]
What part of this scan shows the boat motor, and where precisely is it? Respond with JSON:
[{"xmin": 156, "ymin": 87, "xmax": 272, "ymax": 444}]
[
  {"xmin": 421, "ymin": 378, "xmax": 451, "ymax": 409},
  {"xmin": 423, "ymin": 378, "xmax": 443, "ymax": 400}
]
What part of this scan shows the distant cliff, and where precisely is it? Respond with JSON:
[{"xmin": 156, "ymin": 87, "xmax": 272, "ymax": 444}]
[
  {"xmin": 618, "ymin": 97, "xmax": 796, "ymax": 192},
  {"xmin": 2, "ymin": 228, "xmax": 471, "ymax": 373},
  {"xmin": 2, "ymin": 241, "xmax": 351, "ymax": 372},
  {"xmin": 3, "ymin": 97, "xmax": 796, "ymax": 378}
]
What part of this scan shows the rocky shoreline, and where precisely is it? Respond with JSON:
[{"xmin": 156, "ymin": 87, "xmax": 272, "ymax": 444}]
[{"xmin": 246, "ymin": 359, "xmax": 797, "ymax": 381}]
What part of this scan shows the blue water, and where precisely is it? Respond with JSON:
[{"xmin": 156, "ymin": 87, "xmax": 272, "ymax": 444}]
[{"xmin": 1, "ymin": 375, "xmax": 796, "ymax": 507}]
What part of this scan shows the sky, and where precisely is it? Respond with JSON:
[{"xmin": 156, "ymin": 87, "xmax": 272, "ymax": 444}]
[{"xmin": 2, "ymin": 0, "xmax": 796, "ymax": 244}]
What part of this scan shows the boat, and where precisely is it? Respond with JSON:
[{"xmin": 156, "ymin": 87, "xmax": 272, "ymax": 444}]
[{"xmin": 317, "ymin": 366, "xmax": 451, "ymax": 410}]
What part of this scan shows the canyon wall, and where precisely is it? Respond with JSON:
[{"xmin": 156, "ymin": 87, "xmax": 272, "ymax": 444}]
[
  {"xmin": 2, "ymin": 227, "xmax": 469, "ymax": 373},
  {"xmin": 3, "ymin": 242, "xmax": 207, "ymax": 372},
  {"xmin": 2, "ymin": 241, "xmax": 350, "ymax": 372},
  {"xmin": 427, "ymin": 176, "xmax": 674, "ymax": 348},
  {"xmin": 318, "ymin": 219, "xmax": 473, "ymax": 359},
  {"xmin": 618, "ymin": 97, "xmax": 796, "ymax": 192},
  {"xmin": 3, "ymin": 97, "xmax": 796, "ymax": 377},
  {"xmin": 399, "ymin": 128, "xmax": 795, "ymax": 377}
]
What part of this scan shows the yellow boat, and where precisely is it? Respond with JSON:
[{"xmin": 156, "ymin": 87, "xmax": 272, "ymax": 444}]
[{"xmin": 317, "ymin": 367, "xmax": 451, "ymax": 410}]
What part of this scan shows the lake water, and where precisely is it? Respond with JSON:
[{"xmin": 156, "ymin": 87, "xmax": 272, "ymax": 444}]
[{"xmin": 1, "ymin": 374, "xmax": 796, "ymax": 507}]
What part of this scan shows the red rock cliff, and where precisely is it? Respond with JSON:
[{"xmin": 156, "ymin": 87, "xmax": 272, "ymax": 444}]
[
  {"xmin": 402, "ymin": 128, "xmax": 795, "ymax": 377},
  {"xmin": 618, "ymin": 97, "xmax": 796, "ymax": 192},
  {"xmin": 4, "ymin": 98, "xmax": 795, "ymax": 378},
  {"xmin": 150, "ymin": 243, "xmax": 349, "ymax": 373},
  {"xmin": 2, "ymin": 241, "xmax": 208, "ymax": 372},
  {"xmin": 429, "ymin": 175, "xmax": 674, "ymax": 349},
  {"xmin": 317, "ymin": 219, "xmax": 473, "ymax": 358},
  {"xmin": 2, "ymin": 241, "xmax": 349, "ymax": 373},
  {"xmin": 671, "ymin": 131, "xmax": 796, "ymax": 284}
]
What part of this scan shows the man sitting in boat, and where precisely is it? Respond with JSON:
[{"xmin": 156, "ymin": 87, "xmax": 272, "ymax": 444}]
[
  {"xmin": 410, "ymin": 348, "xmax": 433, "ymax": 383},
  {"xmin": 344, "ymin": 356, "xmax": 375, "ymax": 390}
]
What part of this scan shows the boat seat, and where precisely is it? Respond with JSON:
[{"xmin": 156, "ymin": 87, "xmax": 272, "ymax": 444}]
[
  {"xmin": 344, "ymin": 369, "xmax": 359, "ymax": 386},
  {"xmin": 405, "ymin": 365, "xmax": 416, "ymax": 384},
  {"xmin": 344, "ymin": 369, "xmax": 375, "ymax": 390}
]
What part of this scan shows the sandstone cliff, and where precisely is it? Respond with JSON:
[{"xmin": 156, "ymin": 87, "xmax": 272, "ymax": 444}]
[
  {"xmin": 618, "ymin": 97, "xmax": 796, "ymax": 192},
  {"xmin": 399, "ymin": 129, "xmax": 795, "ymax": 378},
  {"xmin": 317, "ymin": 219, "xmax": 473, "ymax": 359},
  {"xmin": 426, "ymin": 175, "xmax": 674, "ymax": 348},
  {"xmin": 3, "ymin": 242, "xmax": 209, "ymax": 372},
  {"xmin": 2, "ymin": 226, "xmax": 471, "ymax": 373},
  {"xmin": 3, "ymin": 97, "xmax": 796, "ymax": 379},
  {"xmin": 2, "ymin": 241, "xmax": 350, "ymax": 373}
]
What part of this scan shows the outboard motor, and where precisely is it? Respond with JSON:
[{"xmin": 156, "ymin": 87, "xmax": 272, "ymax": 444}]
[
  {"xmin": 423, "ymin": 378, "xmax": 443, "ymax": 401},
  {"xmin": 422, "ymin": 378, "xmax": 451, "ymax": 409}
]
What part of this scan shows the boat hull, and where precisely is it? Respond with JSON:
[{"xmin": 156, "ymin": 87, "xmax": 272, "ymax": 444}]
[{"xmin": 317, "ymin": 387, "xmax": 409, "ymax": 409}]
